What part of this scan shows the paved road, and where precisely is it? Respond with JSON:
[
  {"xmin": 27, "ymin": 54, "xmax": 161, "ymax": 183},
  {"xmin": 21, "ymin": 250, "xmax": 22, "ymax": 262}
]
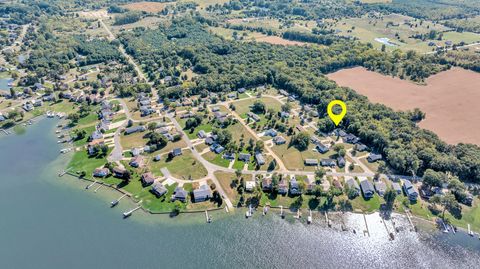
[{"xmin": 425, "ymin": 42, "xmax": 480, "ymax": 55}]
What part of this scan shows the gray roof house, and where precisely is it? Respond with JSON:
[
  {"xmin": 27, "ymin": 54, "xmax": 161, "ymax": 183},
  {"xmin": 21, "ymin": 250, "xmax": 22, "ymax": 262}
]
[
  {"xmin": 172, "ymin": 187, "xmax": 188, "ymax": 202},
  {"xmin": 278, "ymin": 178, "xmax": 288, "ymax": 195},
  {"xmin": 273, "ymin": 136, "xmax": 286, "ymax": 145},
  {"xmin": 316, "ymin": 143, "xmax": 329, "ymax": 154},
  {"xmin": 367, "ymin": 153, "xmax": 382, "ymax": 163},
  {"xmin": 193, "ymin": 185, "xmax": 212, "ymax": 203},
  {"xmin": 171, "ymin": 148, "xmax": 182, "ymax": 157},
  {"xmin": 238, "ymin": 153, "xmax": 251, "ymax": 162},
  {"xmin": 346, "ymin": 178, "xmax": 360, "ymax": 195},
  {"xmin": 304, "ymin": 159, "xmax": 318, "ymax": 166},
  {"xmin": 125, "ymin": 126, "xmax": 146, "ymax": 135},
  {"xmin": 151, "ymin": 183, "xmax": 167, "ymax": 198},
  {"xmin": 197, "ymin": 130, "xmax": 207, "ymax": 139},
  {"xmin": 255, "ymin": 153, "xmax": 265, "ymax": 166},
  {"xmin": 403, "ymin": 180, "xmax": 418, "ymax": 201},
  {"xmin": 289, "ymin": 178, "xmax": 302, "ymax": 196},
  {"xmin": 321, "ymin": 158, "xmax": 336, "ymax": 167},
  {"xmin": 391, "ymin": 182, "xmax": 402, "ymax": 194},
  {"xmin": 141, "ymin": 172, "xmax": 155, "ymax": 186},
  {"xmin": 337, "ymin": 156, "xmax": 346, "ymax": 168},
  {"xmin": 360, "ymin": 180, "xmax": 375, "ymax": 199},
  {"xmin": 374, "ymin": 181, "xmax": 387, "ymax": 196}
]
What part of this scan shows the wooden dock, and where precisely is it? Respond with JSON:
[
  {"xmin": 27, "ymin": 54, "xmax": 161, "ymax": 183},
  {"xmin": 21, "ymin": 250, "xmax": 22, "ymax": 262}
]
[
  {"xmin": 363, "ymin": 214, "xmax": 370, "ymax": 237},
  {"xmin": 123, "ymin": 206, "xmax": 141, "ymax": 218}
]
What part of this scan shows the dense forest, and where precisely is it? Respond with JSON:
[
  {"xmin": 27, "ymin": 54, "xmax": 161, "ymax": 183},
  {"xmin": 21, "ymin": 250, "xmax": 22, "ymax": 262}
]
[{"xmin": 118, "ymin": 16, "xmax": 480, "ymax": 182}]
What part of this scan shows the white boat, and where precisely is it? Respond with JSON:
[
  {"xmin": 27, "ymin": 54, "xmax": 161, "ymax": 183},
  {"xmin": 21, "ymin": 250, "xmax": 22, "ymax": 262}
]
[
  {"xmin": 263, "ymin": 206, "xmax": 268, "ymax": 215},
  {"xmin": 246, "ymin": 205, "xmax": 253, "ymax": 218},
  {"xmin": 307, "ymin": 209, "xmax": 312, "ymax": 224}
]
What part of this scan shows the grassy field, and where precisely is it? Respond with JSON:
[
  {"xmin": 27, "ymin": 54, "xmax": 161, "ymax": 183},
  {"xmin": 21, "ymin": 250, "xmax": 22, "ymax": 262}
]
[
  {"xmin": 72, "ymin": 125, "xmax": 96, "ymax": 147},
  {"xmin": 214, "ymin": 171, "xmax": 237, "ymax": 202},
  {"xmin": 331, "ymin": 13, "xmax": 480, "ymax": 53},
  {"xmin": 177, "ymin": 117, "xmax": 213, "ymax": 140},
  {"xmin": 203, "ymin": 151, "xmax": 230, "ymax": 168},
  {"xmin": 350, "ymin": 194, "xmax": 383, "ymax": 213},
  {"xmin": 67, "ymin": 150, "xmax": 109, "ymax": 176},
  {"xmin": 149, "ymin": 151, "xmax": 208, "ymax": 180},
  {"xmin": 271, "ymin": 142, "xmax": 335, "ymax": 171},
  {"xmin": 120, "ymin": 131, "xmax": 148, "ymax": 149},
  {"xmin": 232, "ymin": 96, "xmax": 283, "ymax": 116}
]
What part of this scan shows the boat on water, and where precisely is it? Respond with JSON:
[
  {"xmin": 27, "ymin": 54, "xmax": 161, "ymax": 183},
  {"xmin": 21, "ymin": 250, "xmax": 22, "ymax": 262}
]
[
  {"xmin": 111, "ymin": 200, "xmax": 119, "ymax": 207},
  {"xmin": 123, "ymin": 211, "xmax": 132, "ymax": 218},
  {"xmin": 307, "ymin": 209, "xmax": 312, "ymax": 224},
  {"xmin": 280, "ymin": 205, "xmax": 285, "ymax": 219},
  {"xmin": 263, "ymin": 206, "xmax": 269, "ymax": 215}
]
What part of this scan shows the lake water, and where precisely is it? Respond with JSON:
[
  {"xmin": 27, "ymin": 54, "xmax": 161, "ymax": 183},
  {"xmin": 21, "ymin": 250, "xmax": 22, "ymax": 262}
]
[
  {"xmin": 0, "ymin": 77, "xmax": 13, "ymax": 92},
  {"xmin": 1, "ymin": 119, "xmax": 480, "ymax": 269}
]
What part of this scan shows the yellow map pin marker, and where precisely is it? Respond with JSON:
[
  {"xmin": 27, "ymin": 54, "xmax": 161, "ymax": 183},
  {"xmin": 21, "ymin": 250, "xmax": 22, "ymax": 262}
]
[{"xmin": 327, "ymin": 100, "xmax": 347, "ymax": 126}]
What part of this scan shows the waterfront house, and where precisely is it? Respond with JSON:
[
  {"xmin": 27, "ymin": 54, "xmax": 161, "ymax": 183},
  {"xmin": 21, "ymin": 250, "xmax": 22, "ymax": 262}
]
[
  {"xmin": 403, "ymin": 180, "xmax": 418, "ymax": 201},
  {"xmin": 87, "ymin": 140, "xmax": 104, "ymax": 156},
  {"xmin": 316, "ymin": 143, "xmax": 329, "ymax": 154},
  {"xmin": 304, "ymin": 159, "xmax": 318, "ymax": 166},
  {"xmin": 255, "ymin": 153, "xmax": 266, "ymax": 166},
  {"xmin": 245, "ymin": 181, "xmax": 256, "ymax": 192},
  {"xmin": 172, "ymin": 187, "xmax": 188, "ymax": 202},
  {"xmin": 141, "ymin": 172, "xmax": 155, "ymax": 186},
  {"xmin": 320, "ymin": 158, "xmax": 336, "ymax": 167},
  {"xmin": 346, "ymin": 178, "xmax": 360, "ymax": 196},
  {"xmin": 391, "ymin": 182, "xmax": 402, "ymax": 194},
  {"xmin": 22, "ymin": 102, "xmax": 34, "ymax": 112},
  {"xmin": 171, "ymin": 148, "xmax": 182, "ymax": 157},
  {"xmin": 360, "ymin": 180, "xmax": 375, "ymax": 199},
  {"xmin": 305, "ymin": 177, "xmax": 315, "ymax": 194},
  {"xmin": 113, "ymin": 167, "xmax": 127, "ymax": 179},
  {"xmin": 289, "ymin": 177, "xmax": 302, "ymax": 196},
  {"xmin": 374, "ymin": 181, "xmax": 387, "ymax": 196},
  {"xmin": 278, "ymin": 178, "xmax": 288, "ymax": 195},
  {"xmin": 262, "ymin": 177, "xmax": 273, "ymax": 192},
  {"xmin": 238, "ymin": 153, "xmax": 251, "ymax": 163},
  {"xmin": 93, "ymin": 168, "xmax": 110, "ymax": 178},
  {"xmin": 130, "ymin": 156, "xmax": 144, "ymax": 168},
  {"xmin": 193, "ymin": 185, "xmax": 212, "ymax": 203},
  {"xmin": 151, "ymin": 182, "xmax": 167, "ymax": 198},
  {"xmin": 273, "ymin": 136, "xmax": 286, "ymax": 145},
  {"xmin": 332, "ymin": 179, "xmax": 343, "ymax": 190},
  {"xmin": 367, "ymin": 153, "xmax": 382, "ymax": 163}
]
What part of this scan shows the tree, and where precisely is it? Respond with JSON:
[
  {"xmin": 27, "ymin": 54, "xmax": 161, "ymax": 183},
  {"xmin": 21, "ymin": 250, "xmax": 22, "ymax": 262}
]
[
  {"xmin": 315, "ymin": 168, "xmax": 325, "ymax": 183},
  {"xmin": 423, "ymin": 169, "xmax": 447, "ymax": 188},
  {"xmin": 383, "ymin": 189, "xmax": 397, "ymax": 210},
  {"xmin": 147, "ymin": 122, "xmax": 157, "ymax": 132},
  {"xmin": 251, "ymin": 100, "xmax": 266, "ymax": 114},
  {"xmin": 290, "ymin": 132, "xmax": 310, "ymax": 151},
  {"xmin": 431, "ymin": 193, "xmax": 461, "ymax": 219},
  {"xmin": 255, "ymin": 140, "xmax": 264, "ymax": 152}
]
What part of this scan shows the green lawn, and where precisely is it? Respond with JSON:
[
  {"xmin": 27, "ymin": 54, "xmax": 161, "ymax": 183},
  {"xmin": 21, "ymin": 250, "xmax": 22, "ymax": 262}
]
[
  {"xmin": 350, "ymin": 195, "xmax": 383, "ymax": 213},
  {"xmin": 149, "ymin": 151, "xmax": 208, "ymax": 180},
  {"xmin": 203, "ymin": 151, "xmax": 230, "ymax": 168},
  {"xmin": 67, "ymin": 149, "xmax": 110, "ymax": 176},
  {"xmin": 72, "ymin": 126, "xmax": 96, "ymax": 147}
]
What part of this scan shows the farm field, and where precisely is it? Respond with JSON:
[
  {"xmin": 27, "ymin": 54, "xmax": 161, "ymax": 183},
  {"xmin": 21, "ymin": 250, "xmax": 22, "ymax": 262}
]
[
  {"xmin": 122, "ymin": 1, "xmax": 175, "ymax": 13},
  {"xmin": 327, "ymin": 67, "xmax": 480, "ymax": 145},
  {"xmin": 332, "ymin": 13, "xmax": 480, "ymax": 53}
]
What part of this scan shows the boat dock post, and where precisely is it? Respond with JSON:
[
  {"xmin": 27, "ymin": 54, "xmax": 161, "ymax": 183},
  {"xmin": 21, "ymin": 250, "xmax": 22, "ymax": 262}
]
[
  {"xmin": 94, "ymin": 184, "xmax": 102, "ymax": 193},
  {"xmin": 363, "ymin": 214, "xmax": 370, "ymax": 237},
  {"xmin": 86, "ymin": 180, "xmax": 97, "ymax": 189}
]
